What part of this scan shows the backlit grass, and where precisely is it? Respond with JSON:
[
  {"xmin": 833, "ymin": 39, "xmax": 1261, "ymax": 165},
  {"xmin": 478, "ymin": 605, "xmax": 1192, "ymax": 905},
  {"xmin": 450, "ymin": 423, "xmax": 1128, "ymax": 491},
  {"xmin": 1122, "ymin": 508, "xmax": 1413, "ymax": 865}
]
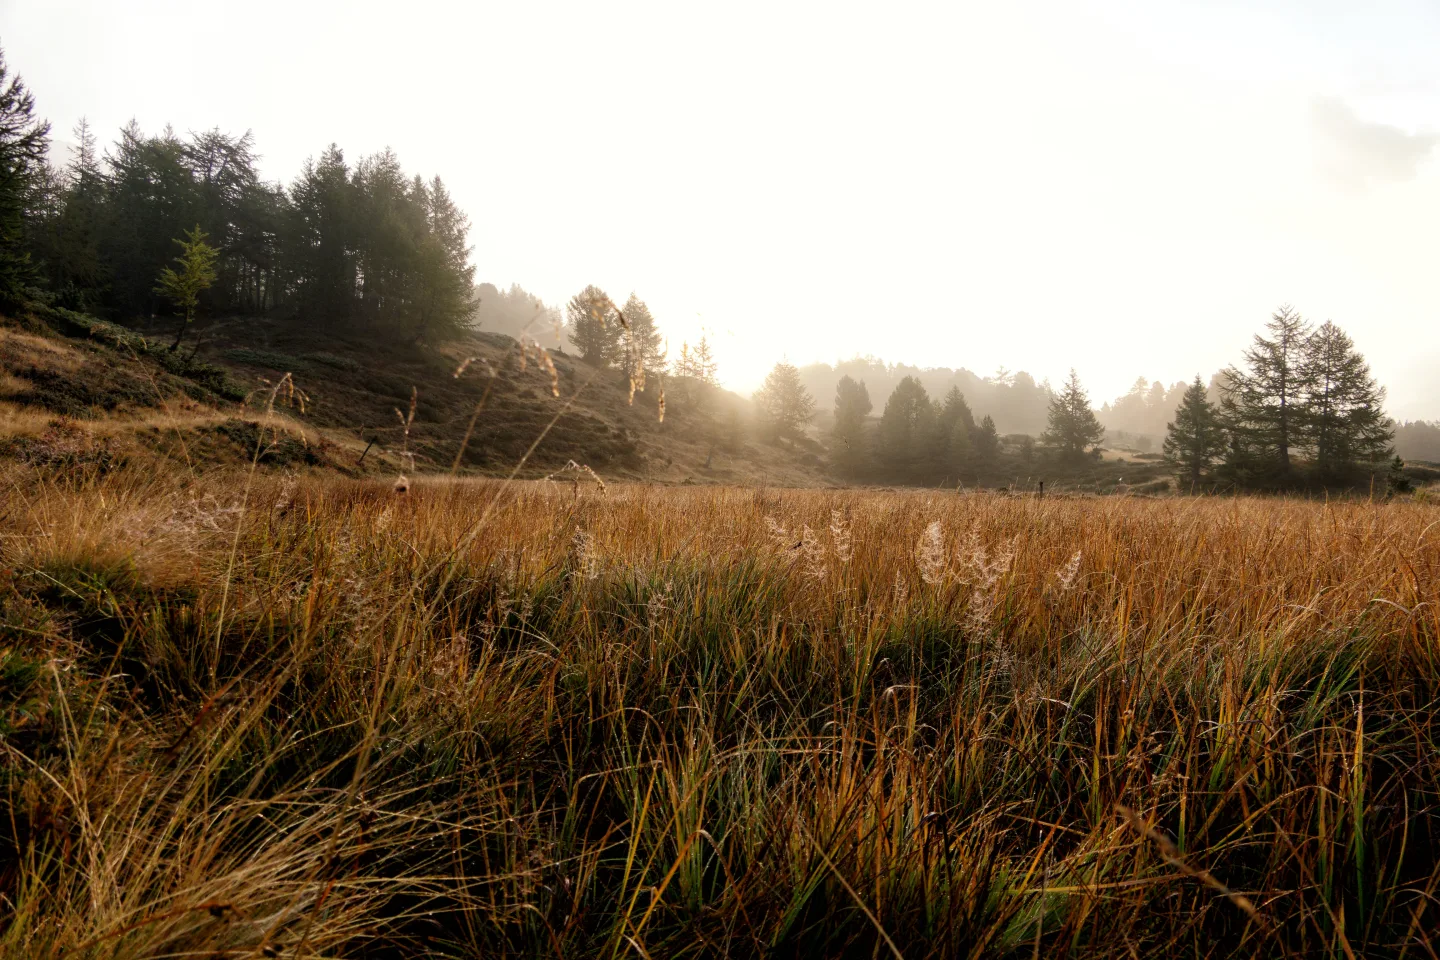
[{"xmin": 2, "ymin": 465, "xmax": 1438, "ymax": 957}]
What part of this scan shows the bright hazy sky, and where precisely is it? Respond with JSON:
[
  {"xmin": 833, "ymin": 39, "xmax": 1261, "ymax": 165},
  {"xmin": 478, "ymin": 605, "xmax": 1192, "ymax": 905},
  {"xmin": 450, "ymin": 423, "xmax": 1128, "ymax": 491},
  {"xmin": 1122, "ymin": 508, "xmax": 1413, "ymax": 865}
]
[{"xmin": 4, "ymin": 1, "xmax": 1438, "ymax": 417}]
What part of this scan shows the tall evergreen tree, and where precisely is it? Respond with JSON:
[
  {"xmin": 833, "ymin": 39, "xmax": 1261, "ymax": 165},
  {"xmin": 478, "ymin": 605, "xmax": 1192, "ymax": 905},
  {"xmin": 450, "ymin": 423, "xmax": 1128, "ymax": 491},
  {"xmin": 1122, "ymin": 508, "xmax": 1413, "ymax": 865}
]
[
  {"xmin": 619, "ymin": 293, "xmax": 666, "ymax": 387},
  {"xmin": 1162, "ymin": 376, "xmax": 1227, "ymax": 487},
  {"xmin": 1222, "ymin": 305, "xmax": 1312, "ymax": 480},
  {"xmin": 102, "ymin": 122, "xmax": 202, "ymax": 315},
  {"xmin": 0, "ymin": 47, "xmax": 51, "ymax": 305},
  {"xmin": 566, "ymin": 285, "xmax": 620, "ymax": 364},
  {"xmin": 1041, "ymin": 369, "xmax": 1105, "ymax": 461},
  {"xmin": 286, "ymin": 144, "xmax": 356, "ymax": 321},
  {"xmin": 877, "ymin": 376, "xmax": 935, "ymax": 477},
  {"xmin": 351, "ymin": 148, "xmax": 412, "ymax": 324},
  {"xmin": 972, "ymin": 415, "xmax": 1000, "ymax": 466},
  {"xmin": 53, "ymin": 118, "xmax": 106, "ymax": 305},
  {"xmin": 936, "ymin": 386, "xmax": 976, "ymax": 474},
  {"xmin": 754, "ymin": 361, "xmax": 815, "ymax": 440},
  {"xmin": 1302, "ymin": 321, "xmax": 1392, "ymax": 479},
  {"xmin": 409, "ymin": 175, "xmax": 475, "ymax": 341},
  {"xmin": 832, "ymin": 375, "xmax": 872, "ymax": 474}
]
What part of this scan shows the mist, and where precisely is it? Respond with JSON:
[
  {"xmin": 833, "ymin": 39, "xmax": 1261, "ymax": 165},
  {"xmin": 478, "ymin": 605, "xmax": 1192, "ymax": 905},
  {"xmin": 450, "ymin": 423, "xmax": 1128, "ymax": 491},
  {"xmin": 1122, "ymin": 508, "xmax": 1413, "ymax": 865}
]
[{"xmin": 3, "ymin": 0, "xmax": 1438, "ymax": 419}]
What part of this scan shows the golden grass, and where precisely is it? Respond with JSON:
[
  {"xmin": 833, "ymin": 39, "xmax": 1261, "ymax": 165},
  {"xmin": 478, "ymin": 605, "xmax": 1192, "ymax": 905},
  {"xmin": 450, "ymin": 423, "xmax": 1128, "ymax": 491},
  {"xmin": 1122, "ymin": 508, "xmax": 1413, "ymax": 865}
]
[{"xmin": 1, "ymin": 464, "xmax": 1438, "ymax": 957}]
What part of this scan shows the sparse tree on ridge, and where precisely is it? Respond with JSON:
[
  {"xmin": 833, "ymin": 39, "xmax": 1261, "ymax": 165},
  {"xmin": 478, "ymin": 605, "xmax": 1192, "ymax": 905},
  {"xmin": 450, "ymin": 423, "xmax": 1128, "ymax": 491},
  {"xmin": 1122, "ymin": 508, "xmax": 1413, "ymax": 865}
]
[
  {"xmin": 619, "ymin": 293, "xmax": 666, "ymax": 388},
  {"xmin": 754, "ymin": 360, "xmax": 815, "ymax": 440},
  {"xmin": 1041, "ymin": 369, "xmax": 1105, "ymax": 461},
  {"xmin": 1222, "ymin": 305, "xmax": 1312, "ymax": 480},
  {"xmin": 672, "ymin": 331, "xmax": 720, "ymax": 411},
  {"xmin": 690, "ymin": 333, "xmax": 718, "ymax": 385},
  {"xmin": 566, "ymin": 285, "xmax": 621, "ymax": 365},
  {"xmin": 1163, "ymin": 376, "xmax": 1227, "ymax": 487},
  {"xmin": 0, "ymin": 47, "xmax": 51, "ymax": 305},
  {"xmin": 1302, "ymin": 320, "xmax": 1392, "ymax": 478}
]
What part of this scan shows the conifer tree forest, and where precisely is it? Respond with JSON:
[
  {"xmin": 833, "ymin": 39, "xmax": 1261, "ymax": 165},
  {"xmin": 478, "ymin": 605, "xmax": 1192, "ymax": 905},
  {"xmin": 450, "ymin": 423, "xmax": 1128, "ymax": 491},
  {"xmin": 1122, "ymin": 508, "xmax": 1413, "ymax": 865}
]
[
  {"xmin": 0, "ymin": 42, "xmax": 1424, "ymax": 494},
  {"xmin": 0, "ymin": 45, "xmax": 476, "ymax": 343}
]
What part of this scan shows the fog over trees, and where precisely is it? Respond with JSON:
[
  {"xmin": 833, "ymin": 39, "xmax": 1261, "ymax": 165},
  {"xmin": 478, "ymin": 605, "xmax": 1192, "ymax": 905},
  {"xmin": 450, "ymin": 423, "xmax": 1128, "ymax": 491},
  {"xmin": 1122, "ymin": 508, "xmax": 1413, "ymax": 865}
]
[{"xmin": 0, "ymin": 41, "xmax": 1434, "ymax": 493}]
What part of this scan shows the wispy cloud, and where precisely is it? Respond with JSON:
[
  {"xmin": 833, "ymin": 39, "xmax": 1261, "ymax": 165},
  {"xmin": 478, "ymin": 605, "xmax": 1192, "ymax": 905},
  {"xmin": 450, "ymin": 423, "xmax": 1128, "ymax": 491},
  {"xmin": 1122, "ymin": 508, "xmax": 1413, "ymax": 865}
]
[{"xmin": 1311, "ymin": 96, "xmax": 1438, "ymax": 187}]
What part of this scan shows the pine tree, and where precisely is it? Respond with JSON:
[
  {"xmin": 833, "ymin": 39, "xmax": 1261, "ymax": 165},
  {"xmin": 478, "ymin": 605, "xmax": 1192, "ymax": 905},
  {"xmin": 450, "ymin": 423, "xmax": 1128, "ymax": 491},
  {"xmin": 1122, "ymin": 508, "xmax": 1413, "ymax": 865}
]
[
  {"xmin": 1388, "ymin": 456, "xmax": 1412, "ymax": 495},
  {"xmin": 877, "ymin": 376, "xmax": 935, "ymax": 479},
  {"xmin": 0, "ymin": 47, "xmax": 51, "ymax": 305},
  {"xmin": 410, "ymin": 175, "xmax": 476, "ymax": 341},
  {"xmin": 1222, "ymin": 305, "xmax": 1312, "ymax": 480},
  {"xmin": 51, "ymin": 118, "xmax": 106, "ymax": 305},
  {"xmin": 832, "ymin": 375, "xmax": 872, "ymax": 474},
  {"xmin": 936, "ymin": 386, "xmax": 976, "ymax": 474},
  {"xmin": 972, "ymin": 415, "xmax": 1000, "ymax": 466},
  {"xmin": 619, "ymin": 293, "xmax": 666, "ymax": 388},
  {"xmin": 566, "ymin": 285, "xmax": 620, "ymax": 365},
  {"xmin": 285, "ymin": 144, "xmax": 357, "ymax": 321},
  {"xmin": 155, "ymin": 225, "xmax": 219, "ymax": 350},
  {"xmin": 103, "ymin": 121, "xmax": 202, "ymax": 316},
  {"xmin": 754, "ymin": 361, "xmax": 815, "ymax": 440},
  {"xmin": 1302, "ymin": 321, "xmax": 1392, "ymax": 479},
  {"xmin": 1041, "ymin": 369, "xmax": 1105, "ymax": 461},
  {"xmin": 690, "ymin": 333, "xmax": 717, "ymax": 385},
  {"xmin": 1162, "ymin": 376, "xmax": 1227, "ymax": 487}
]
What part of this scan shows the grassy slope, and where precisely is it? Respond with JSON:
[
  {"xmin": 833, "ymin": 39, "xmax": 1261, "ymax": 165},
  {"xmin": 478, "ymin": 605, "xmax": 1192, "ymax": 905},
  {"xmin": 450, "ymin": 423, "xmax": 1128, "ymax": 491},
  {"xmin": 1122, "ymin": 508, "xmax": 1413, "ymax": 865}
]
[
  {"xmin": 1, "ymin": 309, "xmax": 833, "ymax": 486},
  {"xmin": 2, "ymin": 468, "xmax": 1439, "ymax": 957}
]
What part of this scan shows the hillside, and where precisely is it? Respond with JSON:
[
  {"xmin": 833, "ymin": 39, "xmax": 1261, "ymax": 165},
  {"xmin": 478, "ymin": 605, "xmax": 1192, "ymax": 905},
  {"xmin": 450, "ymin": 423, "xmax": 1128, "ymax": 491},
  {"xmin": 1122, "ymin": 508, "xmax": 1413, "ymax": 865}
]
[{"xmin": 0, "ymin": 306, "xmax": 833, "ymax": 486}]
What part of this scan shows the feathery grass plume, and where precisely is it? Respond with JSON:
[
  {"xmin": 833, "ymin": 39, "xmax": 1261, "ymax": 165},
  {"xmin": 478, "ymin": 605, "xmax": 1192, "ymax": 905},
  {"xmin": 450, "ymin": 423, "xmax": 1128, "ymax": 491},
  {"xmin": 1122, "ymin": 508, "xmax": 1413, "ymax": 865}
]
[
  {"xmin": 956, "ymin": 524, "xmax": 1015, "ymax": 633},
  {"xmin": 829, "ymin": 509, "xmax": 853, "ymax": 564},
  {"xmin": 891, "ymin": 568, "xmax": 909, "ymax": 608},
  {"xmin": 393, "ymin": 386, "xmax": 417, "ymax": 478},
  {"xmin": 1054, "ymin": 549, "xmax": 1082, "ymax": 593},
  {"xmin": 799, "ymin": 523, "xmax": 826, "ymax": 582},
  {"xmin": 452, "ymin": 356, "xmax": 483, "ymax": 379},
  {"xmin": 536, "ymin": 346, "xmax": 559, "ymax": 398},
  {"xmin": 543, "ymin": 459, "xmax": 607, "ymax": 497},
  {"xmin": 764, "ymin": 514, "xmax": 792, "ymax": 550},
  {"xmin": 568, "ymin": 528, "xmax": 600, "ymax": 580},
  {"xmin": 272, "ymin": 473, "xmax": 297, "ymax": 513},
  {"xmin": 915, "ymin": 519, "xmax": 945, "ymax": 584},
  {"xmin": 645, "ymin": 579, "xmax": 674, "ymax": 627}
]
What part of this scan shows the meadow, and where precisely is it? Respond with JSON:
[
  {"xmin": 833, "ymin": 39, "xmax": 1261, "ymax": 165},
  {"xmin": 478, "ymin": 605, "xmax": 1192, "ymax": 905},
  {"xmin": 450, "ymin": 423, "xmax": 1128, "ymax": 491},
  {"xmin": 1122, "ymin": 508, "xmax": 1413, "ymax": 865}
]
[{"xmin": 2, "ymin": 463, "xmax": 1439, "ymax": 958}]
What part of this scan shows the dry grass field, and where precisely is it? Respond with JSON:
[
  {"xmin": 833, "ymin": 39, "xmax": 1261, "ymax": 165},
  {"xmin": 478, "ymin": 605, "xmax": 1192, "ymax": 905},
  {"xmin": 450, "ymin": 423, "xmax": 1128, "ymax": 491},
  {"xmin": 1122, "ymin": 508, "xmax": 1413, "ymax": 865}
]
[{"xmin": 2, "ymin": 461, "xmax": 1439, "ymax": 957}]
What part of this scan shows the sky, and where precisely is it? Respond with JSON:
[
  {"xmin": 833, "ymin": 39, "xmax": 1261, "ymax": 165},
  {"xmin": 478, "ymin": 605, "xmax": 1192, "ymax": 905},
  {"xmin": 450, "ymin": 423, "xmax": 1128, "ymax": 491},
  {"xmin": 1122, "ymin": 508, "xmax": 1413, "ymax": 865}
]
[{"xmin": 3, "ymin": 0, "xmax": 1438, "ymax": 418}]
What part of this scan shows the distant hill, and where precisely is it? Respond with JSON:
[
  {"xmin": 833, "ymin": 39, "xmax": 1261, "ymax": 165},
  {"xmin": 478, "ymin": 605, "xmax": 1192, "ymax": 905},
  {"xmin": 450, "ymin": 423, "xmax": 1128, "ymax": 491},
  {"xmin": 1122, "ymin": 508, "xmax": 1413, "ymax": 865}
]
[
  {"xmin": 0, "ymin": 305, "xmax": 832, "ymax": 487},
  {"xmin": 471, "ymin": 282, "xmax": 566, "ymax": 351}
]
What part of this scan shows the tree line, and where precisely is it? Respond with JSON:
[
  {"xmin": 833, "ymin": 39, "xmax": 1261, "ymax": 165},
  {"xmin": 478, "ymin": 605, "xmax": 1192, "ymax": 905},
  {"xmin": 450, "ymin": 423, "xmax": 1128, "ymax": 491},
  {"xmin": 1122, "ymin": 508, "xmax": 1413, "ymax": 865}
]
[
  {"xmin": 0, "ymin": 48, "xmax": 475, "ymax": 345},
  {"xmin": 749, "ymin": 305, "xmax": 1398, "ymax": 492},
  {"xmin": 0, "ymin": 49, "xmax": 1417, "ymax": 489},
  {"xmin": 1163, "ymin": 306, "xmax": 1394, "ymax": 489}
]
